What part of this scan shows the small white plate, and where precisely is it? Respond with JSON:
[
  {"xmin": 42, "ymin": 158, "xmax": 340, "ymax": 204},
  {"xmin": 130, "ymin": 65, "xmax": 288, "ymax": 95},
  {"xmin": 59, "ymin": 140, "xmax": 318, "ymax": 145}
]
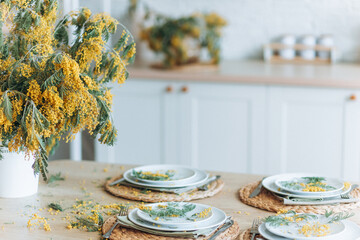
[
  {"xmin": 129, "ymin": 165, "xmax": 197, "ymax": 185},
  {"xmin": 275, "ymin": 175, "xmax": 344, "ymax": 196},
  {"xmin": 265, "ymin": 214, "xmax": 345, "ymax": 240},
  {"xmin": 136, "ymin": 202, "xmax": 213, "ymax": 227},
  {"xmin": 124, "ymin": 168, "xmax": 209, "ymax": 189},
  {"xmin": 262, "ymin": 173, "xmax": 351, "ymax": 199},
  {"xmin": 128, "ymin": 205, "xmax": 227, "ymax": 232}
]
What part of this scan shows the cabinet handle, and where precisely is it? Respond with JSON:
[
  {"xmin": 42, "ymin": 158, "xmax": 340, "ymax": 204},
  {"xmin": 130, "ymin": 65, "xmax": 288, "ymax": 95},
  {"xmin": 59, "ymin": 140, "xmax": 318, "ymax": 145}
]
[
  {"xmin": 166, "ymin": 86, "xmax": 173, "ymax": 93},
  {"xmin": 181, "ymin": 86, "xmax": 189, "ymax": 93},
  {"xmin": 350, "ymin": 94, "xmax": 357, "ymax": 101}
]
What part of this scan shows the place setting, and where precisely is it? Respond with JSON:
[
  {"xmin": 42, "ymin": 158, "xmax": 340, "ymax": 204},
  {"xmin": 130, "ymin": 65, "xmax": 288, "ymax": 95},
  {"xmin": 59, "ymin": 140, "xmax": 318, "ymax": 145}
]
[
  {"xmin": 101, "ymin": 201, "xmax": 240, "ymax": 240},
  {"xmin": 239, "ymin": 210, "xmax": 360, "ymax": 240},
  {"xmin": 105, "ymin": 164, "xmax": 224, "ymax": 202},
  {"xmin": 239, "ymin": 173, "xmax": 360, "ymax": 214}
]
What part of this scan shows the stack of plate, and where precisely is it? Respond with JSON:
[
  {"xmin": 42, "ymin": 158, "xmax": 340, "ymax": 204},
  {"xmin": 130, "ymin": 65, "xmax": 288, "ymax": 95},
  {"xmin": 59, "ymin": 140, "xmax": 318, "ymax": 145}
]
[
  {"xmin": 112, "ymin": 164, "xmax": 214, "ymax": 193},
  {"xmin": 258, "ymin": 211, "xmax": 360, "ymax": 239},
  {"xmin": 115, "ymin": 202, "xmax": 230, "ymax": 238},
  {"xmin": 262, "ymin": 173, "xmax": 354, "ymax": 203}
]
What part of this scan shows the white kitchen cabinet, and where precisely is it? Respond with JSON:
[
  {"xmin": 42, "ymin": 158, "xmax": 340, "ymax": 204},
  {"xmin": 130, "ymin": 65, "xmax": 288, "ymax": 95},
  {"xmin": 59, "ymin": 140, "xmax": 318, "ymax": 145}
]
[
  {"xmin": 267, "ymin": 87, "xmax": 360, "ymax": 180},
  {"xmin": 95, "ymin": 79, "xmax": 360, "ymax": 180},
  {"xmin": 95, "ymin": 80, "xmax": 175, "ymax": 165},
  {"xmin": 178, "ymin": 83, "xmax": 267, "ymax": 174},
  {"xmin": 95, "ymin": 79, "xmax": 267, "ymax": 174}
]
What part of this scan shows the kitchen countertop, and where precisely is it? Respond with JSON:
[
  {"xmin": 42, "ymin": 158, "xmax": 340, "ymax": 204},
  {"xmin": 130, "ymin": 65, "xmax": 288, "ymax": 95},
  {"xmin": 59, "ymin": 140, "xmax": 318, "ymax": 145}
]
[
  {"xmin": 1, "ymin": 160, "xmax": 359, "ymax": 239},
  {"xmin": 129, "ymin": 61, "xmax": 360, "ymax": 89}
]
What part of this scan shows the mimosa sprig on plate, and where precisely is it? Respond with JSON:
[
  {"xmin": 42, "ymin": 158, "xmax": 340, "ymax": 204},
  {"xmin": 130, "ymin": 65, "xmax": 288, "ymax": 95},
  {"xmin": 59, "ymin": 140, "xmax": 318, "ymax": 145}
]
[
  {"xmin": 325, "ymin": 210, "xmax": 355, "ymax": 223},
  {"xmin": 265, "ymin": 210, "xmax": 354, "ymax": 227},
  {"xmin": 140, "ymin": 202, "xmax": 212, "ymax": 222},
  {"xmin": 280, "ymin": 177, "xmax": 337, "ymax": 192},
  {"xmin": 141, "ymin": 202, "xmax": 196, "ymax": 220},
  {"xmin": 132, "ymin": 170, "xmax": 175, "ymax": 181},
  {"xmin": 264, "ymin": 210, "xmax": 355, "ymax": 238},
  {"xmin": 265, "ymin": 210, "xmax": 317, "ymax": 227}
]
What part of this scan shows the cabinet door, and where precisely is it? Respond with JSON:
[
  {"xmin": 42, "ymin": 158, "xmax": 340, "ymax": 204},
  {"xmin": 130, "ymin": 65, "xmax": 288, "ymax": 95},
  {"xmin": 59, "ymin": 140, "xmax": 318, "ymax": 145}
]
[
  {"xmin": 267, "ymin": 87, "xmax": 360, "ymax": 180},
  {"xmin": 178, "ymin": 82, "xmax": 267, "ymax": 174},
  {"xmin": 95, "ymin": 79, "xmax": 177, "ymax": 165}
]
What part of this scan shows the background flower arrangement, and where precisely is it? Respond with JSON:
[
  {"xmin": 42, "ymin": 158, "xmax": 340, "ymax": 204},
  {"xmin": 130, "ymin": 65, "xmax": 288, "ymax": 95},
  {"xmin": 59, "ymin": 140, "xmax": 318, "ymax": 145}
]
[
  {"xmin": 0, "ymin": 0, "xmax": 135, "ymax": 179},
  {"xmin": 140, "ymin": 10, "xmax": 227, "ymax": 68}
]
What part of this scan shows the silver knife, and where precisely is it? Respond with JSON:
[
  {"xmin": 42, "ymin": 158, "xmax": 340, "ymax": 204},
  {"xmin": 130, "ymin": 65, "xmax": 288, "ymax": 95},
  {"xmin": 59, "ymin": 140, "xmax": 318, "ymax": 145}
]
[
  {"xmin": 249, "ymin": 177, "xmax": 265, "ymax": 198},
  {"xmin": 208, "ymin": 217, "xmax": 233, "ymax": 240},
  {"xmin": 283, "ymin": 197, "xmax": 359, "ymax": 205},
  {"xmin": 197, "ymin": 175, "xmax": 221, "ymax": 191},
  {"xmin": 109, "ymin": 178, "xmax": 126, "ymax": 186}
]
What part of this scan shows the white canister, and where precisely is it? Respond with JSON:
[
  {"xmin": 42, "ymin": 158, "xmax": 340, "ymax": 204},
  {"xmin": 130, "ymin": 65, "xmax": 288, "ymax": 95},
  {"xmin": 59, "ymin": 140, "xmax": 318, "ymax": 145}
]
[
  {"xmin": 300, "ymin": 50, "xmax": 316, "ymax": 60},
  {"xmin": 317, "ymin": 34, "xmax": 334, "ymax": 59},
  {"xmin": 279, "ymin": 34, "xmax": 296, "ymax": 46},
  {"xmin": 279, "ymin": 48, "xmax": 296, "ymax": 60},
  {"xmin": 298, "ymin": 35, "xmax": 316, "ymax": 60},
  {"xmin": 299, "ymin": 35, "xmax": 316, "ymax": 46},
  {"xmin": 0, "ymin": 150, "xmax": 39, "ymax": 198},
  {"xmin": 278, "ymin": 35, "xmax": 296, "ymax": 60}
]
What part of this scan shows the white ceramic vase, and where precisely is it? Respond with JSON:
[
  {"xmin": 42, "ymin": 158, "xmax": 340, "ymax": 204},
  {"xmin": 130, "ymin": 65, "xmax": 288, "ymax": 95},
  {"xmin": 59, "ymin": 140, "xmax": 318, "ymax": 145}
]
[{"xmin": 0, "ymin": 150, "xmax": 39, "ymax": 198}]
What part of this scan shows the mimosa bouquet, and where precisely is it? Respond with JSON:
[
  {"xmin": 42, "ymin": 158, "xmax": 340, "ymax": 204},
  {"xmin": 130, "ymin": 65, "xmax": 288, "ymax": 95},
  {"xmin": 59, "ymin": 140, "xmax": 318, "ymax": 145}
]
[
  {"xmin": 0, "ymin": 0, "xmax": 135, "ymax": 179},
  {"xmin": 140, "ymin": 11, "xmax": 226, "ymax": 68}
]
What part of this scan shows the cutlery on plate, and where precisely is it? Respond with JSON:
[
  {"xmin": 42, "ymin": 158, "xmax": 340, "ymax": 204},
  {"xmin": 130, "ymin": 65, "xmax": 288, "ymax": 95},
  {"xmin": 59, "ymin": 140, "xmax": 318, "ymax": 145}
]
[
  {"xmin": 341, "ymin": 184, "xmax": 359, "ymax": 199},
  {"xmin": 250, "ymin": 218, "xmax": 261, "ymax": 240},
  {"xmin": 109, "ymin": 178, "xmax": 126, "ymax": 186},
  {"xmin": 197, "ymin": 175, "xmax": 221, "ymax": 191},
  {"xmin": 287, "ymin": 196, "xmax": 324, "ymax": 202},
  {"xmin": 208, "ymin": 216, "xmax": 233, "ymax": 240},
  {"xmin": 102, "ymin": 206, "xmax": 129, "ymax": 239},
  {"xmin": 282, "ymin": 184, "xmax": 360, "ymax": 205},
  {"xmin": 249, "ymin": 177, "xmax": 266, "ymax": 198},
  {"xmin": 283, "ymin": 197, "xmax": 358, "ymax": 205},
  {"xmin": 110, "ymin": 175, "xmax": 221, "ymax": 194}
]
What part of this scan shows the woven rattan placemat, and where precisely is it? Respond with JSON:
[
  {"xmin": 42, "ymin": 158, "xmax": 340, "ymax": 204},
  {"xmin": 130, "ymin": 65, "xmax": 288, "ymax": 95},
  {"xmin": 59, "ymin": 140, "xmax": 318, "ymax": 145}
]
[
  {"xmin": 238, "ymin": 229, "xmax": 254, "ymax": 240},
  {"xmin": 102, "ymin": 215, "xmax": 240, "ymax": 240},
  {"xmin": 104, "ymin": 175, "xmax": 224, "ymax": 202},
  {"xmin": 239, "ymin": 181, "xmax": 360, "ymax": 214}
]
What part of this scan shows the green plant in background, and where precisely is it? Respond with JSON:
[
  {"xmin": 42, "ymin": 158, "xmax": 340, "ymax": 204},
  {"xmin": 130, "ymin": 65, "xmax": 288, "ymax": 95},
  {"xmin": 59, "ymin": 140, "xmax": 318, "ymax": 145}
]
[
  {"xmin": 128, "ymin": 0, "xmax": 138, "ymax": 18},
  {"xmin": 202, "ymin": 13, "xmax": 227, "ymax": 64},
  {"xmin": 140, "ymin": 10, "xmax": 226, "ymax": 68}
]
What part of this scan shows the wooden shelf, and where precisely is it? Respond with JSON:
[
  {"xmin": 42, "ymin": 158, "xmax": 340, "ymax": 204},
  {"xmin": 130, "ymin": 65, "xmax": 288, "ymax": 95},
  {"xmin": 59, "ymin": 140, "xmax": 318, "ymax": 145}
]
[
  {"xmin": 265, "ymin": 43, "xmax": 334, "ymax": 51},
  {"xmin": 268, "ymin": 56, "xmax": 331, "ymax": 65},
  {"xmin": 263, "ymin": 43, "xmax": 336, "ymax": 65}
]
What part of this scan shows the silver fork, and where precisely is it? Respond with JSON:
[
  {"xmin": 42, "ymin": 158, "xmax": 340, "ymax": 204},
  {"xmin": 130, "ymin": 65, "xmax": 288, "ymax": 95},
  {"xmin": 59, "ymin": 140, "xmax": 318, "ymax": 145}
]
[
  {"xmin": 102, "ymin": 206, "xmax": 129, "ymax": 239},
  {"xmin": 341, "ymin": 184, "xmax": 359, "ymax": 199},
  {"xmin": 250, "ymin": 218, "xmax": 261, "ymax": 240}
]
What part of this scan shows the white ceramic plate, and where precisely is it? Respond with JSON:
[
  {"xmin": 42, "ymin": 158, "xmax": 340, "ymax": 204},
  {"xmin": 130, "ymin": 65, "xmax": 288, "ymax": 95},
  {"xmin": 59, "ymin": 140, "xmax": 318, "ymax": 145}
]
[
  {"xmin": 128, "ymin": 205, "xmax": 227, "ymax": 232},
  {"xmin": 124, "ymin": 168, "xmax": 209, "ymax": 189},
  {"xmin": 274, "ymin": 174, "xmax": 344, "ymax": 196},
  {"xmin": 262, "ymin": 173, "xmax": 351, "ymax": 199},
  {"xmin": 128, "ymin": 165, "xmax": 197, "ymax": 185},
  {"xmin": 265, "ymin": 214, "xmax": 345, "ymax": 240},
  {"xmin": 259, "ymin": 220, "xmax": 360, "ymax": 240},
  {"xmin": 136, "ymin": 202, "xmax": 213, "ymax": 227},
  {"xmin": 258, "ymin": 223, "xmax": 287, "ymax": 240}
]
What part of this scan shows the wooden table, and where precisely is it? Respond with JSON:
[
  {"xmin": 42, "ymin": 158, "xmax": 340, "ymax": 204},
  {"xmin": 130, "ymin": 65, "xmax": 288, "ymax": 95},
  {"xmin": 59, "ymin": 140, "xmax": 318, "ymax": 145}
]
[{"xmin": 1, "ymin": 160, "xmax": 359, "ymax": 239}]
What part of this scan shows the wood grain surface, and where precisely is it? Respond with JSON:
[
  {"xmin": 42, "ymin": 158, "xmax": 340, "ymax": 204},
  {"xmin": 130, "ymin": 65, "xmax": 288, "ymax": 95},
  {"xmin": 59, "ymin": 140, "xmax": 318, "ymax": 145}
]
[{"xmin": 0, "ymin": 160, "xmax": 359, "ymax": 239}]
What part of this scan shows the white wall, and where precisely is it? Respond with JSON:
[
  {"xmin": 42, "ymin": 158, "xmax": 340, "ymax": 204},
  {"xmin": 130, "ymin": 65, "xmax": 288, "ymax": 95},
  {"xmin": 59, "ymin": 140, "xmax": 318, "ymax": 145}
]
[{"xmin": 70, "ymin": 0, "xmax": 360, "ymax": 63}]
